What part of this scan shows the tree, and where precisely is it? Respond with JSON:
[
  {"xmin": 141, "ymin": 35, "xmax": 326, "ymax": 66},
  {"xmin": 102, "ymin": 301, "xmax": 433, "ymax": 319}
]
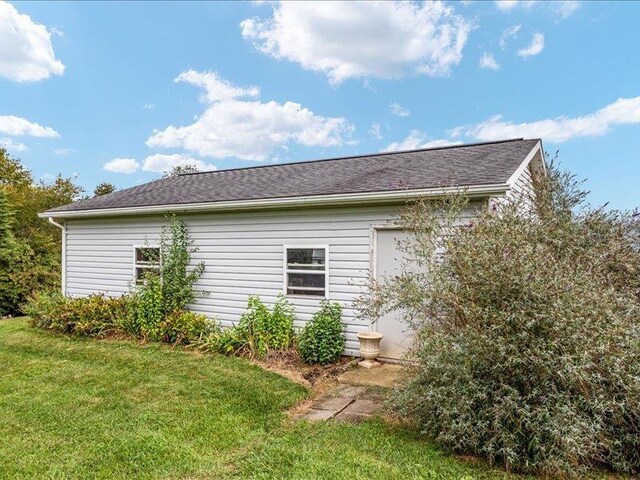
[
  {"xmin": 0, "ymin": 187, "xmax": 12, "ymax": 249},
  {"xmin": 0, "ymin": 149, "xmax": 84, "ymax": 315},
  {"xmin": 358, "ymin": 161, "xmax": 640, "ymax": 476},
  {"xmin": 163, "ymin": 164, "xmax": 200, "ymax": 178},
  {"xmin": 93, "ymin": 182, "xmax": 116, "ymax": 197}
]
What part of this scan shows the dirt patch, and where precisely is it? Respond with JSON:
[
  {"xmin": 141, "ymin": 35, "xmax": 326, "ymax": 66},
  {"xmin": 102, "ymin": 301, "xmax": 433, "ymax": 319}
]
[
  {"xmin": 254, "ymin": 350, "xmax": 355, "ymax": 387},
  {"xmin": 251, "ymin": 351, "xmax": 358, "ymax": 414}
]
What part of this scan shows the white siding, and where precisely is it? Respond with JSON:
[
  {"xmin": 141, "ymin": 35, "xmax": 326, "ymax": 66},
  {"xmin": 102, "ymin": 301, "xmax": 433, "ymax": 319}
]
[
  {"xmin": 64, "ymin": 202, "xmax": 486, "ymax": 356},
  {"xmin": 509, "ymin": 163, "xmax": 535, "ymax": 202},
  {"xmin": 65, "ymin": 205, "xmax": 405, "ymax": 355}
]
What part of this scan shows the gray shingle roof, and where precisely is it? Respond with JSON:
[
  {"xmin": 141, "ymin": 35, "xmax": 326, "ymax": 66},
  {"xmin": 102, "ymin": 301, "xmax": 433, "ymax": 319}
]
[{"xmin": 46, "ymin": 139, "xmax": 539, "ymax": 214}]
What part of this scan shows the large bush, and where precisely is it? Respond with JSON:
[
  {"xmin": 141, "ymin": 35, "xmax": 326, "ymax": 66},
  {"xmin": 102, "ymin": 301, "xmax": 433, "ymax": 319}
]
[
  {"xmin": 297, "ymin": 300, "xmax": 345, "ymax": 365},
  {"xmin": 359, "ymin": 163, "xmax": 640, "ymax": 476}
]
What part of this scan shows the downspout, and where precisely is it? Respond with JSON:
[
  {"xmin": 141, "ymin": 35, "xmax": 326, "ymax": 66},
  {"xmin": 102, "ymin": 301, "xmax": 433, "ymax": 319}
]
[{"xmin": 48, "ymin": 217, "xmax": 67, "ymax": 296}]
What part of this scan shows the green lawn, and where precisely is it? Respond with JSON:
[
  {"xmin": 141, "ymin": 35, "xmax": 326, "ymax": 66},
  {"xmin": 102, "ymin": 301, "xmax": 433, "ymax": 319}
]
[{"xmin": 0, "ymin": 318, "xmax": 516, "ymax": 479}]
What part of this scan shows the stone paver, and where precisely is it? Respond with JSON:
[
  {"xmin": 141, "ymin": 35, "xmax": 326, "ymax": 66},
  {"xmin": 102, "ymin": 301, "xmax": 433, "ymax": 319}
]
[
  {"xmin": 342, "ymin": 398, "xmax": 382, "ymax": 415},
  {"xmin": 312, "ymin": 395, "xmax": 353, "ymax": 412},
  {"xmin": 334, "ymin": 384, "xmax": 366, "ymax": 398},
  {"xmin": 303, "ymin": 409, "xmax": 338, "ymax": 421},
  {"xmin": 301, "ymin": 363, "xmax": 402, "ymax": 422}
]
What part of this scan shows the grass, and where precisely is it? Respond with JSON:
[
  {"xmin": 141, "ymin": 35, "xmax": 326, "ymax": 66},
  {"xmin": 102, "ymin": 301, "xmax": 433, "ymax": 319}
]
[{"xmin": 1, "ymin": 317, "xmax": 517, "ymax": 479}]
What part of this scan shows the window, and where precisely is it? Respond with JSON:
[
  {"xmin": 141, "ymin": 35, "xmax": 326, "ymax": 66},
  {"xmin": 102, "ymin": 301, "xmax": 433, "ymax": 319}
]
[
  {"xmin": 134, "ymin": 246, "xmax": 160, "ymax": 284},
  {"xmin": 284, "ymin": 246, "xmax": 328, "ymax": 297}
]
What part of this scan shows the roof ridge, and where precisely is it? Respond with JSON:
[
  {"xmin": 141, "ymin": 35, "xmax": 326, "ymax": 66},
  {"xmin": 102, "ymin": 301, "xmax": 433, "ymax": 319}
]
[{"xmin": 178, "ymin": 138, "xmax": 533, "ymax": 177}]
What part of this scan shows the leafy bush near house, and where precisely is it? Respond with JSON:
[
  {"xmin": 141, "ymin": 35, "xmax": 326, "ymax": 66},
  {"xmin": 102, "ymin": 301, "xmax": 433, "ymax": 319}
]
[
  {"xmin": 358, "ymin": 161, "xmax": 640, "ymax": 476},
  {"xmin": 297, "ymin": 300, "xmax": 345, "ymax": 365},
  {"xmin": 157, "ymin": 310, "xmax": 219, "ymax": 346},
  {"xmin": 130, "ymin": 215, "xmax": 207, "ymax": 339},
  {"xmin": 210, "ymin": 295, "xmax": 295, "ymax": 357},
  {"xmin": 26, "ymin": 216, "xmax": 218, "ymax": 347},
  {"xmin": 25, "ymin": 291, "xmax": 130, "ymax": 337}
]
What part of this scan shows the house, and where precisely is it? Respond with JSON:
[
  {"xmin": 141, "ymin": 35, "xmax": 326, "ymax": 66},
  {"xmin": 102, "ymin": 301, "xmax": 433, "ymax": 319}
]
[{"xmin": 40, "ymin": 138, "xmax": 544, "ymax": 359}]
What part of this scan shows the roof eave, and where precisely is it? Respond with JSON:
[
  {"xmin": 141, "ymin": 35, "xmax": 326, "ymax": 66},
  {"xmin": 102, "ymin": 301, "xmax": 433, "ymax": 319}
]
[{"xmin": 39, "ymin": 183, "xmax": 510, "ymax": 220}]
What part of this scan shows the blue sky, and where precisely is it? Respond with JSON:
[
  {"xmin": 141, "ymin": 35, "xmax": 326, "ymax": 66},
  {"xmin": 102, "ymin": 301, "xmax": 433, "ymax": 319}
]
[{"xmin": 1, "ymin": 1, "xmax": 638, "ymax": 209}]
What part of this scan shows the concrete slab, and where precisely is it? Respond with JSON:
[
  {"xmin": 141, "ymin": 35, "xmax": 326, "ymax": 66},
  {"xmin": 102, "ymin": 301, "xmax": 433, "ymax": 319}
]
[
  {"xmin": 311, "ymin": 396, "xmax": 353, "ymax": 412},
  {"xmin": 337, "ymin": 363, "xmax": 404, "ymax": 388},
  {"xmin": 302, "ymin": 409, "xmax": 338, "ymax": 421},
  {"xmin": 334, "ymin": 384, "xmax": 366, "ymax": 398},
  {"xmin": 342, "ymin": 398, "xmax": 383, "ymax": 415}
]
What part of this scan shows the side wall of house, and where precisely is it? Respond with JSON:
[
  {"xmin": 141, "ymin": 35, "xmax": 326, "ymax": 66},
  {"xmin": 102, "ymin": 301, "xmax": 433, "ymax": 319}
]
[
  {"xmin": 64, "ymin": 202, "xmax": 483, "ymax": 356},
  {"xmin": 509, "ymin": 163, "xmax": 535, "ymax": 199}
]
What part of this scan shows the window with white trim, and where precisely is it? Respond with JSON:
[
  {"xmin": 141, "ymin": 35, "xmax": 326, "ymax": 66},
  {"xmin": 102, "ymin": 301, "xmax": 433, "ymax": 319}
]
[
  {"xmin": 134, "ymin": 246, "xmax": 160, "ymax": 284},
  {"xmin": 284, "ymin": 247, "xmax": 327, "ymax": 297}
]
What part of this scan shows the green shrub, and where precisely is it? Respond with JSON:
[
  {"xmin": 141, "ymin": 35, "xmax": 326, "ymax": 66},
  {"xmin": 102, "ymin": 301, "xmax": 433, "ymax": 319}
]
[
  {"xmin": 131, "ymin": 215, "xmax": 206, "ymax": 338},
  {"xmin": 200, "ymin": 327, "xmax": 246, "ymax": 356},
  {"xmin": 359, "ymin": 162, "xmax": 640, "ymax": 476},
  {"xmin": 208, "ymin": 295, "xmax": 295, "ymax": 358},
  {"xmin": 23, "ymin": 291, "xmax": 66, "ymax": 329},
  {"xmin": 157, "ymin": 310, "xmax": 219, "ymax": 345},
  {"xmin": 297, "ymin": 300, "xmax": 345, "ymax": 365},
  {"xmin": 25, "ymin": 292, "xmax": 130, "ymax": 337},
  {"xmin": 132, "ymin": 273, "xmax": 164, "ymax": 339}
]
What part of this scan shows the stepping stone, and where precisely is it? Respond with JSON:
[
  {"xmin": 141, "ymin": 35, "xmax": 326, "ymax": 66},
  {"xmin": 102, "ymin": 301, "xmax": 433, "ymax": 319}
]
[
  {"xmin": 334, "ymin": 384, "xmax": 366, "ymax": 398},
  {"xmin": 311, "ymin": 395, "xmax": 353, "ymax": 412},
  {"xmin": 343, "ymin": 398, "xmax": 382, "ymax": 415},
  {"xmin": 333, "ymin": 398, "xmax": 383, "ymax": 423},
  {"xmin": 302, "ymin": 408, "xmax": 338, "ymax": 421}
]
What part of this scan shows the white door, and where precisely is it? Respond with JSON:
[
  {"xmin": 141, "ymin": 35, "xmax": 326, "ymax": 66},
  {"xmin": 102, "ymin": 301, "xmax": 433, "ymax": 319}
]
[{"xmin": 375, "ymin": 229, "xmax": 414, "ymax": 360}]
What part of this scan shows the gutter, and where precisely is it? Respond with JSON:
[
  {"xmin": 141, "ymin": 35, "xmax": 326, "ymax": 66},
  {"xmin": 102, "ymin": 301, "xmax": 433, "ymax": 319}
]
[
  {"xmin": 38, "ymin": 183, "xmax": 510, "ymax": 220},
  {"xmin": 48, "ymin": 217, "xmax": 67, "ymax": 296}
]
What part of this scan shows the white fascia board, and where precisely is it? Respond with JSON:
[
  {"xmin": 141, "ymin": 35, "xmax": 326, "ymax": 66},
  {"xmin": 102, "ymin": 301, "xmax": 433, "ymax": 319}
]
[
  {"xmin": 506, "ymin": 140, "xmax": 543, "ymax": 187},
  {"xmin": 39, "ymin": 183, "xmax": 509, "ymax": 219}
]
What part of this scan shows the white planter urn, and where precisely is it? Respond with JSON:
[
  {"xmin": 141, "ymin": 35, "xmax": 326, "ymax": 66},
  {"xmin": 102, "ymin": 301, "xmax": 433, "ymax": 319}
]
[{"xmin": 357, "ymin": 331, "xmax": 384, "ymax": 369}]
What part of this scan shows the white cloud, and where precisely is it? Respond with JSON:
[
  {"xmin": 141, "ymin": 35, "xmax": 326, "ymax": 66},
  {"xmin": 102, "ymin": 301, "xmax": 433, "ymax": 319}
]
[
  {"xmin": 384, "ymin": 129, "xmax": 462, "ymax": 151},
  {"xmin": 464, "ymin": 96, "xmax": 640, "ymax": 143},
  {"xmin": 0, "ymin": 115, "xmax": 59, "ymax": 137},
  {"xmin": 175, "ymin": 70, "xmax": 259, "ymax": 103},
  {"xmin": 0, "ymin": 137, "xmax": 29, "ymax": 152},
  {"xmin": 495, "ymin": 1, "xmax": 535, "ymax": 11},
  {"xmin": 143, "ymin": 103, "xmax": 155, "ymax": 111},
  {"xmin": 495, "ymin": 1, "xmax": 579, "ymax": 19},
  {"xmin": 479, "ymin": 52, "xmax": 500, "ymax": 70},
  {"xmin": 240, "ymin": 1, "xmax": 472, "ymax": 84},
  {"xmin": 50, "ymin": 26, "xmax": 63, "ymax": 37},
  {"xmin": 147, "ymin": 70, "xmax": 354, "ymax": 161},
  {"xmin": 54, "ymin": 148, "xmax": 73, "ymax": 156},
  {"xmin": 517, "ymin": 32, "xmax": 544, "ymax": 57},
  {"xmin": 0, "ymin": 1, "xmax": 65, "ymax": 82},
  {"xmin": 102, "ymin": 154, "xmax": 216, "ymax": 175},
  {"xmin": 554, "ymin": 1, "xmax": 580, "ymax": 19},
  {"xmin": 500, "ymin": 24, "xmax": 521, "ymax": 49},
  {"xmin": 103, "ymin": 158, "xmax": 140, "ymax": 174},
  {"xmin": 141, "ymin": 153, "xmax": 216, "ymax": 174},
  {"xmin": 389, "ymin": 103, "xmax": 410, "ymax": 117},
  {"xmin": 370, "ymin": 123, "xmax": 383, "ymax": 140}
]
